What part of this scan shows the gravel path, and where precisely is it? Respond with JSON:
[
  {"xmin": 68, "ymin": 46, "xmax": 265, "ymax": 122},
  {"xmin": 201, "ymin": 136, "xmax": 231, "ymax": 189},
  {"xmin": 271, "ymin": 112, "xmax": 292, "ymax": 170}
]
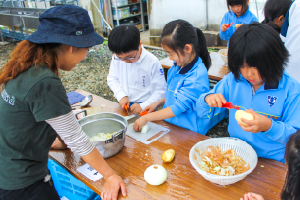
[{"xmin": 0, "ymin": 41, "xmax": 229, "ymax": 137}]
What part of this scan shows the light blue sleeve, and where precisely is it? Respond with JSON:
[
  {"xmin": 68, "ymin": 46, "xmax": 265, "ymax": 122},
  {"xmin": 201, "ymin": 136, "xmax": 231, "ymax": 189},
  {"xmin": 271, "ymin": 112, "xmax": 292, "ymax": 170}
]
[
  {"xmin": 196, "ymin": 74, "xmax": 231, "ymax": 118},
  {"xmin": 170, "ymin": 76, "xmax": 209, "ymax": 116},
  {"xmin": 263, "ymin": 94, "xmax": 300, "ymax": 145},
  {"xmin": 250, "ymin": 15, "xmax": 258, "ymax": 23},
  {"xmin": 219, "ymin": 12, "xmax": 231, "ymax": 41}
]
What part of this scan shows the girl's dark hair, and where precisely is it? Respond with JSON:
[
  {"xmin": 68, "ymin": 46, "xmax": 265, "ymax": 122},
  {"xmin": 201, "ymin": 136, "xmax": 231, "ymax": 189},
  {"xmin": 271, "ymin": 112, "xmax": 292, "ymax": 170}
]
[
  {"xmin": 160, "ymin": 19, "xmax": 211, "ymax": 70},
  {"xmin": 263, "ymin": 0, "xmax": 292, "ymax": 24},
  {"xmin": 227, "ymin": 0, "xmax": 249, "ymax": 15},
  {"xmin": 281, "ymin": 130, "xmax": 300, "ymax": 200},
  {"xmin": 108, "ymin": 25, "xmax": 140, "ymax": 54},
  {"xmin": 0, "ymin": 40, "xmax": 61, "ymax": 87},
  {"xmin": 228, "ymin": 23, "xmax": 289, "ymax": 86}
]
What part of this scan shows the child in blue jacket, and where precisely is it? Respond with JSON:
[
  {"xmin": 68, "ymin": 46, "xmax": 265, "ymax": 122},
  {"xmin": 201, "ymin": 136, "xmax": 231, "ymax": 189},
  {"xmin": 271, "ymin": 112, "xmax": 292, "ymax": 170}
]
[
  {"xmin": 220, "ymin": 0, "xmax": 258, "ymax": 46},
  {"xmin": 197, "ymin": 23, "xmax": 300, "ymax": 162},
  {"xmin": 133, "ymin": 20, "xmax": 221, "ymax": 135}
]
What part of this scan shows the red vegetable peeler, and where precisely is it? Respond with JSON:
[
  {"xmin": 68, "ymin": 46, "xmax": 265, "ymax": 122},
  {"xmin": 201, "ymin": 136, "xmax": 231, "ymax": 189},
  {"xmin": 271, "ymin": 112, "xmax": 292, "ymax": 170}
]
[
  {"xmin": 226, "ymin": 23, "xmax": 234, "ymax": 28},
  {"xmin": 124, "ymin": 104, "xmax": 130, "ymax": 115},
  {"xmin": 222, "ymin": 102, "xmax": 240, "ymax": 110}
]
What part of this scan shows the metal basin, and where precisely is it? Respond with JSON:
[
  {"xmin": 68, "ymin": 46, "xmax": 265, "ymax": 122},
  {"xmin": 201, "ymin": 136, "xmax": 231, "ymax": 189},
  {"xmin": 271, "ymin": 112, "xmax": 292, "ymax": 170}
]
[
  {"xmin": 22, "ymin": 13, "xmax": 40, "ymax": 29},
  {"xmin": 0, "ymin": 11, "xmax": 23, "ymax": 27},
  {"xmin": 78, "ymin": 112, "xmax": 128, "ymax": 158}
]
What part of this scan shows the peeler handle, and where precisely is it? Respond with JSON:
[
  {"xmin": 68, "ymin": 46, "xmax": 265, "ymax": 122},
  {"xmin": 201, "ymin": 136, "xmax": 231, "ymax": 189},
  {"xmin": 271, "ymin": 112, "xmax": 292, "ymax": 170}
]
[{"xmin": 140, "ymin": 110, "xmax": 156, "ymax": 116}]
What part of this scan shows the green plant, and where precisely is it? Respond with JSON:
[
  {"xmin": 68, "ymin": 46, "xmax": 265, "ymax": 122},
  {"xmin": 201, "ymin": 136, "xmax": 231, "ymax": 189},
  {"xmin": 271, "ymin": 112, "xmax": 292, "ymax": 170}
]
[
  {"xmin": 207, "ymin": 47, "xmax": 221, "ymax": 52},
  {"xmin": 102, "ymin": 40, "xmax": 108, "ymax": 45}
]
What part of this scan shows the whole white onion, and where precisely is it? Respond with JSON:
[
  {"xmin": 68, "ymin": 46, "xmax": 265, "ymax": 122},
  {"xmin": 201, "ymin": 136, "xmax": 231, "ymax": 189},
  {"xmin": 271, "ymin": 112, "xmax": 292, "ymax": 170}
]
[{"xmin": 144, "ymin": 165, "xmax": 167, "ymax": 185}]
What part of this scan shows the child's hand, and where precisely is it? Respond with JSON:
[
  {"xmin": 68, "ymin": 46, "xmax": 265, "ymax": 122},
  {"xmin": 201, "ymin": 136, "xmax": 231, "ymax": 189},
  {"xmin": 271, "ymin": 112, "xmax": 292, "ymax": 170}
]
[
  {"xmin": 205, "ymin": 94, "xmax": 227, "ymax": 107},
  {"xmin": 221, "ymin": 24, "xmax": 229, "ymax": 32},
  {"xmin": 130, "ymin": 103, "xmax": 142, "ymax": 115},
  {"xmin": 236, "ymin": 24, "xmax": 243, "ymax": 29},
  {"xmin": 238, "ymin": 109, "xmax": 272, "ymax": 133},
  {"xmin": 119, "ymin": 96, "xmax": 129, "ymax": 109},
  {"xmin": 240, "ymin": 192, "xmax": 264, "ymax": 200},
  {"xmin": 133, "ymin": 116, "xmax": 148, "ymax": 132},
  {"xmin": 141, "ymin": 102, "xmax": 160, "ymax": 113}
]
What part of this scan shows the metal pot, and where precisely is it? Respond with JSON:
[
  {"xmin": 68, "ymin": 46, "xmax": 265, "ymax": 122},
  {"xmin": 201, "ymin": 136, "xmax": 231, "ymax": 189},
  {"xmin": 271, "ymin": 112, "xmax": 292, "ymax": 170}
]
[{"xmin": 77, "ymin": 112, "xmax": 127, "ymax": 159}]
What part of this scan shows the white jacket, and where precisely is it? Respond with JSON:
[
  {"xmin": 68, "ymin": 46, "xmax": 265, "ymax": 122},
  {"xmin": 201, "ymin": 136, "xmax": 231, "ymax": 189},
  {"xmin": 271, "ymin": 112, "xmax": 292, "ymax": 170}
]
[
  {"xmin": 107, "ymin": 46, "xmax": 166, "ymax": 109},
  {"xmin": 281, "ymin": 0, "xmax": 300, "ymax": 83}
]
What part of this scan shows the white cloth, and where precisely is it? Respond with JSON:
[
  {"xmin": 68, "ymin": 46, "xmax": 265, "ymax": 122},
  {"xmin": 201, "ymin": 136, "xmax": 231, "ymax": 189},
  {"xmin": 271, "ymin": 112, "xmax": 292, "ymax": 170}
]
[
  {"xmin": 107, "ymin": 46, "xmax": 166, "ymax": 109},
  {"xmin": 283, "ymin": 0, "xmax": 300, "ymax": 83}
]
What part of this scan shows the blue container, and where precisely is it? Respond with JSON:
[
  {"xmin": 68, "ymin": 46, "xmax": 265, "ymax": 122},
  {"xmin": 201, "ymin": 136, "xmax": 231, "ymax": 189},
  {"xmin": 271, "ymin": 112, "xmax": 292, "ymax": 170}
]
[{"xmin": 47, "ymin": 159, "xmax": 101, "ymax": 200}]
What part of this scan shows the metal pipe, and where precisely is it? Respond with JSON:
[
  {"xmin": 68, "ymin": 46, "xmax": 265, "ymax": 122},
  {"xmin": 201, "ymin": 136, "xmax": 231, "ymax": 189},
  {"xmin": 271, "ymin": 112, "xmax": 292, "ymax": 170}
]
[
  {"xmin": 254, "ymin": 0, "xmax": 259, "ymax": 20},
  {"xmin": 200, "ymin": 0, "xmax": 208, "ymax": 30},
  {"xmin": 91, "ymin": 0, "xmax": 112, "ymax": 30}
]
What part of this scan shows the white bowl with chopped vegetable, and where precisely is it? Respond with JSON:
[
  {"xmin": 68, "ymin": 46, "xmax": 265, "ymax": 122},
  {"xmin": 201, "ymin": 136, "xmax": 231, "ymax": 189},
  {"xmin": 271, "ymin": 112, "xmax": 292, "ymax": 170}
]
[
  {"xmin": 189, "ymin": 138, "xmax": 257, "ymax": 185},
  {"xmin": 78, "ymin": 112, "xmax": 127, "ymax": 158},
  {"xmin": 218, "ymin": 48, "xmax": 228, "ymax": 64}
]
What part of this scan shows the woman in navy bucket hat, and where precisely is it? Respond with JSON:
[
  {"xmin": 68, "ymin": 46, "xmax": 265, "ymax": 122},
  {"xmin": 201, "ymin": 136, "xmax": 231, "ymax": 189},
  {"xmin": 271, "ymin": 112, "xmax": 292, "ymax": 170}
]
[{"xmin": 0, "ymin": 5, "xmax": 126, "ymax": 200}]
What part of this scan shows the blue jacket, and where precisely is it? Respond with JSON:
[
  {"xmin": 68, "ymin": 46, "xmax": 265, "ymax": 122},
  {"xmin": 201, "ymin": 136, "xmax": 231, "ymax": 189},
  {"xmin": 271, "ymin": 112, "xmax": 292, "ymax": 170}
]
[
  {"xmin": 163, "ymin": 56, "xmax": 222, "ymax": 134},
  {"xmin": 196, "ymin": 72, "xmax": 300, "ymax": 162},
  {"xmin": 220, "ymin": 9, "xmax": 258, "ymax": 46}
]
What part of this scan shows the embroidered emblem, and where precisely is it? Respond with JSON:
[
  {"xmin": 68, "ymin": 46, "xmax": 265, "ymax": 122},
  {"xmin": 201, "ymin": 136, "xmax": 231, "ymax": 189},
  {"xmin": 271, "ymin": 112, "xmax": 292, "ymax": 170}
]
[
  {"xmin": 142, "ymin": 75, "xmax": 146, "ymax": 87},
  {"xmin": 268, "ymin": 96, "xmax": 277, "ymax": 107},
  {"xmin": 76, "ymin": 31, "xmax": 83, "ymax": 35},
  {"xmin": 160, "ymin": 69, "xmax": 164, "ymax": 75}
]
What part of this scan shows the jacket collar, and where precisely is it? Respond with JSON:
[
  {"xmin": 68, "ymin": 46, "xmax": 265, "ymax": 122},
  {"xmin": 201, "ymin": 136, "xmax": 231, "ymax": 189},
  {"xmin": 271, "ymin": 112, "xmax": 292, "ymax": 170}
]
[
  {"xmin": 177, "ymin": 54, "xmax": 199, "ymax": 75},
  {"xmin": 135, "ymin": 45, "xmax": 147, "ymax": 64}
]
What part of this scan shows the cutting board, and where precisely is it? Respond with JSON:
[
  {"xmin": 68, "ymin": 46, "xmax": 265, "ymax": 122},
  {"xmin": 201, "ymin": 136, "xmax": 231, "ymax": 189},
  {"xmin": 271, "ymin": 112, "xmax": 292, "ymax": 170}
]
[{"xmin": 126, "ymin": 122, "xmax": 170, "ymax": 144}]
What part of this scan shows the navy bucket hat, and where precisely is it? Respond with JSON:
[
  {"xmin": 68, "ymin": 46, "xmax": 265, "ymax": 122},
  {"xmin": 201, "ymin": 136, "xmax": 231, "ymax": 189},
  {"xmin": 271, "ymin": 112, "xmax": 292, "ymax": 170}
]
[{"xmin": 27, "ymin": 5, "xmax": 104, "ymax": 48}]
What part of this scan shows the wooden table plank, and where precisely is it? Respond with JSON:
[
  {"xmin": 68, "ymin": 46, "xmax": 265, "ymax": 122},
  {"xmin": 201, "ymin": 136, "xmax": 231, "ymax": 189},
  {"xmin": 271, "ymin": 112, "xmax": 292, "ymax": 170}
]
[
  {"xmin": 160, "ymin": 52, "xmax": 230, "ymax": 81},
  {"xmin": 49, "ymin": 89, "xmax": 287, "ymax": 200}
]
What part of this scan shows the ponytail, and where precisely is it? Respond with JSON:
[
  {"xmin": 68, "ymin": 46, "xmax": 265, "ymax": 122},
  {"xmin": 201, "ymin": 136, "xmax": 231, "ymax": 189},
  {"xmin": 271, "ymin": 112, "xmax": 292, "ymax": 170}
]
[{"xmin": 195, "ymin": 28, "xmax": 211, "ymax": 70}]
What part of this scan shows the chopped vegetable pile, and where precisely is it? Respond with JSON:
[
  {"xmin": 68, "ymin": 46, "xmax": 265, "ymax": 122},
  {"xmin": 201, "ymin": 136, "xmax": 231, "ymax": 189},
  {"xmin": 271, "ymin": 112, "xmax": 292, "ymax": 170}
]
[
  {"xmin": 89, "ymin": 133, "xmax": 114, "ymax": 142},
  {"xmin": 194, "ymin": 146, "xmax": 250, "ymax": 176}
]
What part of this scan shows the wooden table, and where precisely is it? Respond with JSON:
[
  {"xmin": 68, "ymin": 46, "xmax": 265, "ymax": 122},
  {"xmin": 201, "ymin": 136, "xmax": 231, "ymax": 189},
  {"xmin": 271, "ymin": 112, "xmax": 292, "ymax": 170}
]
[
  {"xmin": 160, "ymin": 52, "xmax": 230, "ymax": 81},
  {"xmin": 49, "ymin": 89, "xmax": 287, "ymax": 200}
]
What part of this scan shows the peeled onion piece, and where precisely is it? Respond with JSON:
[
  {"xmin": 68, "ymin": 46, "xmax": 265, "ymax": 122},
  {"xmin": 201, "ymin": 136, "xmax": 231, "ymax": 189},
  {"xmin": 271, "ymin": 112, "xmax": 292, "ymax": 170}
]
[
  {"xmin": 141, "ymin": 123, "xmax": 151, "ymax": 134},
  {"xmin": 144, "ymin": 165, "xmax": 167, "ymax": 185}
]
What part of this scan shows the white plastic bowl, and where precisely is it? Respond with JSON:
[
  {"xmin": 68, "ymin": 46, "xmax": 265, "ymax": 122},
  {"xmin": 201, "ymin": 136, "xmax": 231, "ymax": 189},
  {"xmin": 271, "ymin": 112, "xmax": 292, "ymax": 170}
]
[
  {"xmin": 189, "ymin": 138, "xmax": 257, "ymax": 185},
  {"xmin": 218, "ymin": 49, "xmax": 228, "ymax": 64}
]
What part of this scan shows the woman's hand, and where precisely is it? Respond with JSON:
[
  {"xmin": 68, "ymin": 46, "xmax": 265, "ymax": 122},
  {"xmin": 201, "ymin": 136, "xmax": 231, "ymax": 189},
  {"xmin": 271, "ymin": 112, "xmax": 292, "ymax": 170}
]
[
  {"xmin": 133, "ymin": 116, "xmax": 148, "ymax": 132},
  {"xmin": 238, "ymin": 109, "xmax": 272, "ymax": 133},
  {"xmin": 101, "ymin": 174, "xmax": 127, "ymax": 200},
  {"xmin": 119, "ymin": 96, "xmax": 129, "ymax": 109},
  {"xmin": 221, "ymin": 24, "xmax": 229, "ymax": 32},
  {"xmin": 130, "ymin": 103, "xmax": 142, "ymax": 115},
  {"xmin": 51, "ymin": 137, "xmax": 67, "ymax": 150},
  {"xmin": 240, "ymin": 192, "xmax": 264, "ymax": 200},
  {"xmin": 205, "ymin": 94, "xmax": 227, "ymax": 107}
]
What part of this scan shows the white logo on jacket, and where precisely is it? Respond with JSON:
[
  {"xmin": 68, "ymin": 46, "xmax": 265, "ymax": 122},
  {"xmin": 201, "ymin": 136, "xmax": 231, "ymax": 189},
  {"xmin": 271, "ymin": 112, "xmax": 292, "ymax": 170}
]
[
  {"xmin": 268, "ymin": 96, "xmax": 277, "ymax": 107},
  {"xmin": 1, "ymin": 89, "xmax": 15, "ymax": 105}
]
